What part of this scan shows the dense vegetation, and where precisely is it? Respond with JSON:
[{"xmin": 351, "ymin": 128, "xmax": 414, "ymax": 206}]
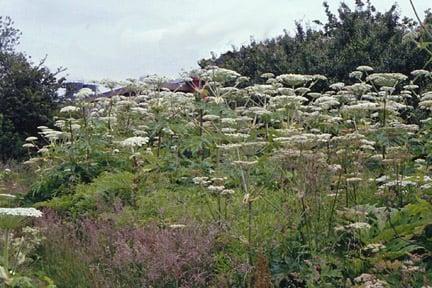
[
  {"xmin": 1, "ymin": 65, "xmax": 431, "ymax": 287},
  {"xmin": 1, "ymin": 1, "xmax": 432, "ymax": 287},
  {"xmin": 200, "ymin": 1, "xmax": 432, "ymax": 83},
  {"xmin": 0, "ymin": 16, "xmax": 64, "ymax": 161}
]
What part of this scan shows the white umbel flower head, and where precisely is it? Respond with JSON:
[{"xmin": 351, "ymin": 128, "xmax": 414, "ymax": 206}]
[
  {"xmin": 60, "ymin": 106, "xmax": 79, "ymax": 114},
  {"xmin": 329, "ymin": 82, "xmax": 345, "ymax": 90},
  {"xmin": 37, "ymin": 147, "xmax": 49, "ymax": 154},
  {"xmin": 0, "ymin": 194, "xmax": 16, "ymax": 199},
  {"xmin": 202, "ymin": 115, "xmax": 220, "ymax": 121},
  {"xmin": 347, "ymin": 222, "xmax": 371, "ymax": 230},
  {"xmin": 0, "ymin": 208, "xmax": 42, "ymax": 217},
  {"xmin": 403, "ymin": 84, "xmax": 419, "ymax": 90},
  {"xmin": 261, "ymin": 72, "xmax": 275, "ymax": 79},
  {"xmin": 25, "ymin": 136, "xmax": 38, "ymax": 142},
  {"xmin": 201, "ymin": 67, "xmax": 240, "ymax": 84},
  {"xmin": 75, "ymin": 88, "xmax": 94, "ymax": 99},
  {"xmin": 0, "ymin": 207, "xmax": 43, "ymax": 229},
  {"xmin": 22, "ymin": 143, "xmax": 36, "ymax": 148},
  {"xmin": 411, "ymin": 69, "xmax": 430, "ymax": 77},
  {"xmin": 169, "ymin": 224, "xmax": 186, "ymax": 229},
  {"xmin": 356, "ymin": 65, "xmax": 374, "ymax": 72},
  {"xmin": 276, "ymin": 74, "xmax": 313, "ymax": 87},
  {"xmin": 366, "ymin": 73, "xmax": 408, "ymax": 87},
  {"xmin": 120, "ymin": 136, "xmax": 149, "ymax": 148}
]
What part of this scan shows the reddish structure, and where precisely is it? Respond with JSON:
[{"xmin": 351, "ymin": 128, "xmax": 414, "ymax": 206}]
[
  {"xmin": 96, "ymin": 77, "xmax": 205, "ymax": 98},
  {"xmin": 161, "ymin": 77, "xmax": 205, "ymax": 93}
]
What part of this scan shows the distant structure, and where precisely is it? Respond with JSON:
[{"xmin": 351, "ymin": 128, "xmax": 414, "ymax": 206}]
[
  {"xmin": 96, "ymin": 77, "xmax": 205, "ymax": 98},
  {"xmin": 161, "ymin": 77, "xmax": 204, "ymax": 93},
  {"xmin": 64, "ymin": 81, "xmax": 98, "ymax": 99},
  {"xmin": 97, "ymin": 87, "xmax": 131, "ymax": 98}
]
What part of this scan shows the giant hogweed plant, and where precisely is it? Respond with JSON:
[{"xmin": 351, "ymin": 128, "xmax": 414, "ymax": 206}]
[{"xmin": 18, "ymin": 64, "xmax": 432, "ymax": 286}]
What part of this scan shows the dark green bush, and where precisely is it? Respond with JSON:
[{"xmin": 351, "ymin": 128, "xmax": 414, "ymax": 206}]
[
  {"xmin": 200, "ymin": 1, "xmax": 432, "ymax": 83},
  {"xmin": 0, "ymin": 17, "xmax": 64, "ymax": 161}
]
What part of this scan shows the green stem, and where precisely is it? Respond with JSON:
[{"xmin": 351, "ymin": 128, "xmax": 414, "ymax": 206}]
[
  {"xmin": 199, "ymin": 109, "xmax": 203, "ymax": 136},
  {"xmin": 203, "ymin": 195, "xmax": 217, "ymax": 222},
  {"xmin": 248, "ymin": 201, "xmax": 253, "ymax": 265},
  {"xmin": 3, "ymin": 229, "xmax": 9, "ymax": 275},
  {"xmin": 217, "ymin": 197, "xmax": 222, "ymax": 223},
  {"xmin": 328, "ymin": 173, "xmax": 342, "ymax": 237},
  {"xmin": 68, "ymin": 117, "xmax": 74, "ymax": 145},
  {"xmin": 409, "ymin": 0, "xmax": 432, "ymax": 39},
  {"xmin": 157, "ymin": 131, "xmax": 161, "ymax": 157}
]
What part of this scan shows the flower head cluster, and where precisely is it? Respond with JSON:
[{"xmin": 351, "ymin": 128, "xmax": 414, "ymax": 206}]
[
  {"xmin": 60, "ymin": 106, "xmax": 80, "ymax": 114},
  {"xmin": 366, "ymin": 73, "xmax": 408, "ymax": 87},
  {"xmin": 0, "ymin": 208, "xmax": 42, "ymax": 218},
  {"xmin": 120, "ymin": 136, "xmax": 149, "ymax": 148}
]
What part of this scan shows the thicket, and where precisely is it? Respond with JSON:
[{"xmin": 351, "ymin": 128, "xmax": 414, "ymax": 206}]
[
  {"xmin": 200, "ymin": 1, "xmax": 432, "ymax": 83},
  {"xmin": 5, "ymin": 65, "xmax": 430, "ymax": 287}
]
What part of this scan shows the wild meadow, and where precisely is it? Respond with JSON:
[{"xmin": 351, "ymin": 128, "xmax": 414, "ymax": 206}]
[{"xmin": 1, "ymin": 66, "xmax": 431, "ymax": 287}]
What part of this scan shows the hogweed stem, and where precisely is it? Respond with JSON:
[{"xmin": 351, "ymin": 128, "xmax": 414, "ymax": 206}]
[{"xmin": 3, "ymin": 228, "xmax": 9, "ymax": 276}]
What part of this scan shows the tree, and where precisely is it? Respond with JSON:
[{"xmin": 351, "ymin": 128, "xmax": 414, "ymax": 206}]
[
  {"xmin": 0, "ymin": 17, "xmax": 64, "ymax": 160},
  {"xmin": 199, "ymin": 1, "xmax": 432, "ymax": 83},
  {"xmin": 0, "ymin": 16, "xmax": 20, "ymax": 53}
]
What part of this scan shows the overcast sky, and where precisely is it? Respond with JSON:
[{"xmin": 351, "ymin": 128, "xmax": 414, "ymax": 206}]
[{"xmin": 0, "ymin": 0, "xmax": 430, "ymax": 81}]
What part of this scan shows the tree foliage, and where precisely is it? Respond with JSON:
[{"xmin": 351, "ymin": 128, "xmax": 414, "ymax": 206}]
[
  {"xmin": 199, "ymin": 1, "xmax": 432, "ymax": 83},
  {"xmin": 0, "ymin": 16, "xmax": 20, "ymax": 53},
  {"xmin": 0, "ymin": 17, "xmax": 64, "ymax": 160}
]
